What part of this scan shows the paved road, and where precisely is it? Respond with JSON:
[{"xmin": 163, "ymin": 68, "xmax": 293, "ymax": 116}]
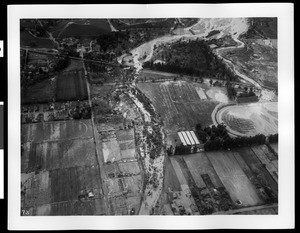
[
  {"xmin": 21, "ymin": 47, "xmax": 121, "ymax": 67},
  {"xmin": 82, "ymin": 58, "xmax": 111, "ymax": 215}
]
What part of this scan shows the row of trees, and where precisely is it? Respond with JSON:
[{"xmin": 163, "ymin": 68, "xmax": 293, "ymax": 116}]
[
  {"xmin": 204, "ymin": 134, "xmax": 266, "ymax": 151},
  {"xmin": 226, "ymin": 84, "xmax": 237, "ymax": 100},
  {"xmin": 268, "ymin": 133, "xmax": 278, "ymax": 143},
  {"xmin": 172, "ymin": 122, "xmax": 279, "ymax": 154}
]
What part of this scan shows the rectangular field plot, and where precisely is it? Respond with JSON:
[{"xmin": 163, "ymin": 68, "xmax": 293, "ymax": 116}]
[
  {"xmin": 120, "ymin": 149, "xmax": 136, "ymax": 159},
  {"xmin": 251, "ymin": 146, "xmax": 278, "ymax": 183},
  {"xmin": 50, "ymin": 166, "xmax": 103, "ymax": 203},
  {"xmin": 32, "ymin": 198, "xmax": 106, "ymax": 216},
  {"xmin": 183, "ymin": 153, "xmax": 223, "ymax": 188},
  {"xmin": 56, "ymin": 70, "xmax": 88, "ymax": 101},
  {"xmin": 102, "ymin": 140, "xmax": 121, "ymax": 163},
  {"xmin": 116, "ymin": 129, "xmax": 135, "ymax": 141},
  {"xmin": 21, "ymin": 138, "xmax": 97, "ymax": 173},
  {"xmin": 236, "ymin": 147, "xmax": 278, "ymax": 195},
  {"xmin": 106, "ymin": 175, "xmax": 142, "ymax": 197},
  {"xmin": 123, "ymin": 175, "xmax": 143, "ymax": 195},
  {"xmin": 170, "ymin": 157, "xmax": 188, "ymax": 186},
  {"xmin": 119, "ymin": 140, "xmax": 135, "ymax": 150},
  {"xmin": 90, "ymin": 84, "xmax": 114, "ymax": 97},
  {"xmin": 270, "ymin": 143, "xmax": 278, "ymax": 155},
  {"xmin": 22, "ymin": 78, "xmax": 57, "ymax": 104},
  {"xmin": 103, "ymin": 164, "xmax": 117, "ymax": 178},
  {"xmin": 21, "ymin": 120, "xmax": 93, "ymax": 143},
  {"xmin": 163, "ymin": 157, "xmax": 181, "ymax": 192},
  {"xmin": 118, "ymin": 161, "xmax": 140, "ymax": 175},
  {"xmin": 233, "ymin": 206, "xmax": 278, "ymax": 215},
  {"xmin": 195, "ymin": 86, "xmax": 207, "ymax": 100},
  {"xmin": 260, "ymin": 144, "xmax": 278, "ymax": 161},
  {"xmin": 22, "ymin": 165, "xmax": 103, "ymax": 213},
  {"xmin": 21, "ymin": 171, "xmax": 52, "ymax": 208},
  {"xmin": 206, "ymin": 151, "xmax": 263, "ymax": 206}
]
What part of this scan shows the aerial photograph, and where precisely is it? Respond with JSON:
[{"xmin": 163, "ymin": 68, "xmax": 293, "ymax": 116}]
[{"xmin": 20, "ymin": 17, "xmax": 278, "ymax": 216}]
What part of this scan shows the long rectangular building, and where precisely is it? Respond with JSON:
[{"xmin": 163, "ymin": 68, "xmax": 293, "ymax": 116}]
[
  {"xmin": 178, "ymin": 132, "xmax": 187, "ymax": 146},
  {"xmin": 178, "ymin": 131, "xmax": 200, "ymax": 146},
  {"xmin": 182, "ymin": 131, "xmax": 192, "ymax": 145},
  {"xmin": 185, "ymin": 131, "xmax": 196, "ymax": 145},
  {"xmin": 190, "ymin": 131, "xmax": 200, "ymax": 144}
]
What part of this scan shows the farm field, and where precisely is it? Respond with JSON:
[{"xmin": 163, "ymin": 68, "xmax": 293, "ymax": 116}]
[
  {"xmin": 163, "ymin": 145, "xmax": 278, "ymax": 214},
  {"xmin": 22, "ymin": 60, "xmax": 88, "ymax": 104},
  {"xmin": 22, "ymin": 77, "xmax": 57, "ymax": 104},
  {"xmin": 21, "ymin": 119, "xmax": 107, "ymax": 215},
  {"xmin": 50, "ymin": 19, "xmax": 111, "ymax": 38},
  {"xmin": 22, "ymin": 166, "xmax": 105, "ymax": 215},
  {"xmin": 233, "ymin": 206, "xmax": 278, "ymax": 215},
  {"xmin": 56, "ymin": 70, "xmax": 88, "ymax": 101},
  {"xmin": 137, "ymin": 81, "xmax": 218, "ymax": 145},
  {"xmin": 183, "ymin": 153, "xmax": 223, "ymax": 188},
  {"xmin": 206, "ymin": 151, "xmax": 263, "ymax": 206},
  {"xmin": 21, "ymin": 119, "xmax": 93, "ymax": 143},
  {"xmin": 236, "ymin": 147, "xmax": 278, "ymax": 195},
  {"xmin": 21, "ymin": 30, "xmax": 55, "ymax": 49},
  {"xmin": 251, "ymin": 145, "xmax": 278, "ymax": 183},
  {"xmin": 270, "ymin": 143, "xmax": 278, "ymax": 155},
  {"xmin": 105, "ymin": 174, "xmax": 143, "ymax": 215}
]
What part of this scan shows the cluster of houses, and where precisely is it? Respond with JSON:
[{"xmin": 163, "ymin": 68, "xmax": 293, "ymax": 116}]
[{"xmin": 21, "ymin": 101, "xmax": 90, "ymax": 124}]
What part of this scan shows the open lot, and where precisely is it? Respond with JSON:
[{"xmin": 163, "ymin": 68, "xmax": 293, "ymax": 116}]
[{"xmin": 102, "ymin": 139, "xmax": 122, "ymax": 163}]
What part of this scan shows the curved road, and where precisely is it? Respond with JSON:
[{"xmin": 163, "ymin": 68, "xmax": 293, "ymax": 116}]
[{"xmin": 214, "ymin": 37, "xmax": 262, "ymax": 89}]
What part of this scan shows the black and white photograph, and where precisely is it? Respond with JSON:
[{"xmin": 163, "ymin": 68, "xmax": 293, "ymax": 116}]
[{"xmin": 7, "ymin": 3, "xmax": 294, "ymax": 230}]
